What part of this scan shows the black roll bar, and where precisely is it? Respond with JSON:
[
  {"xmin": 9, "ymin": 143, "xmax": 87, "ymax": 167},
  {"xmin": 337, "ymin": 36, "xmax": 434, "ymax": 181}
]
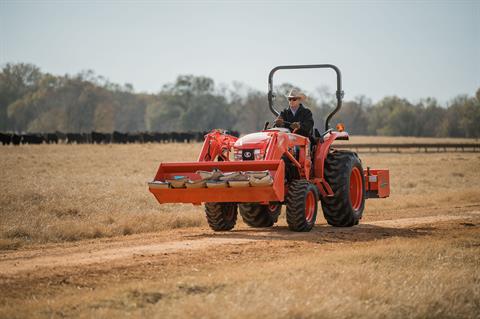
[{"xmin": 267, "ymin": 64, "xmax": 344, "ymax": 131}]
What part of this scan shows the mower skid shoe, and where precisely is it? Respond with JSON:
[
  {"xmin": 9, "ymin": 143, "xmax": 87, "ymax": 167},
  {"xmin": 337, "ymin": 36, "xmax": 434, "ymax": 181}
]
[{"xmin": 149, "ymin": 160, "xmax": 285, "ymax": 204}]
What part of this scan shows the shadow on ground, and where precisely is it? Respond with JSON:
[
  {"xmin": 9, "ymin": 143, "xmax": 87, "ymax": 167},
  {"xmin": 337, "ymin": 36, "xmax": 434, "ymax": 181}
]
[{"xmin": 185, "ymin": 223, "xmax": 433, "ymax": 245}]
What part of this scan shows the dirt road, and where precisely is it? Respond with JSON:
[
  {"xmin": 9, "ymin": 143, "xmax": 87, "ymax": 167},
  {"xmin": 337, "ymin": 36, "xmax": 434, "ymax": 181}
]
[{"xmin": 1, "ymin": 208, "xmax": 479, "ymax": 277}]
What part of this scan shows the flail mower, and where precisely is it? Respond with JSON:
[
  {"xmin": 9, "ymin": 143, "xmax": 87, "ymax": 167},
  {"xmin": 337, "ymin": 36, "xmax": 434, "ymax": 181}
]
[{"xmin": 149, "ymin": 64, "xmax": 389, "ymax": 232}]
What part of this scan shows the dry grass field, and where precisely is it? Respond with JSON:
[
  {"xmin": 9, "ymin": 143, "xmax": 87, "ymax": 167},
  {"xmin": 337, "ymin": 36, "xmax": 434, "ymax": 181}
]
[{"xmin": 1, "ymin": 136, "xmax": 479, "ymax": 318}]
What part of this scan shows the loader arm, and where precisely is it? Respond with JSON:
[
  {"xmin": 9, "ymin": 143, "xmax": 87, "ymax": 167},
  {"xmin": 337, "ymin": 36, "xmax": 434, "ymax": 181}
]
[{"xmin": 197, "ymin": 130, "xmax": 238, "ymax": 161}]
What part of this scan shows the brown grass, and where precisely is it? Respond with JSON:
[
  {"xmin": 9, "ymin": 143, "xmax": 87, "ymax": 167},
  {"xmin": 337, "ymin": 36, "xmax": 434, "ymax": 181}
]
[
  {"xmin": 1, "ymin": 223, "xmax": 478, "ymax": 318},
  {"xmin": 1, "ymin": 136, "xmax": 479, "ymax": 249},
  {"xmin": 0, "ymin": 143, "xmax": 207, "ymax": 249}
]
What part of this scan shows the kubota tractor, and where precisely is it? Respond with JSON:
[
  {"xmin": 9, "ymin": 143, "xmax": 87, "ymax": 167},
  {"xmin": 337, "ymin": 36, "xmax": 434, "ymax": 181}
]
[{"xmin": 149, "ymin": 64, "xmax": 389, "ymax": 232}]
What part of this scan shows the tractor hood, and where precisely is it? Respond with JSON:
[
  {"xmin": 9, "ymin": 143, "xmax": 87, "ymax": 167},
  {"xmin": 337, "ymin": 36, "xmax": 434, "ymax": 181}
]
[{"xmin": 234, "ymin": 132, "xmax": 272, "ymax": 149}]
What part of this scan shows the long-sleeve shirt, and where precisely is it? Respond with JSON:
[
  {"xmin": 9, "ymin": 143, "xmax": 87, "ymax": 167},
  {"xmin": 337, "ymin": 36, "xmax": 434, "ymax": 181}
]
[{"xmin": 278, "ymin": 104, "xmax": 314, "ymax": 137}]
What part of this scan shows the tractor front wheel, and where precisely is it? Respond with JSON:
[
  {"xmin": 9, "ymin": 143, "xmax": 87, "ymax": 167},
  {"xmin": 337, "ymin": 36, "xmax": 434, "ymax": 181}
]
[
  {"xmin": 286, "ymin": 180, "xmax": 319, "ymax": 232},
  {"xmin": 321, "ymin": 150, "xmax": 365, "ymax": 227},
  {"xmin": 239, "ymin": 202, "xmax": 281, "ymax": 227},
  {"xmin": 205, "ymin": 202, "xmax": 238, "ymax": 231}
]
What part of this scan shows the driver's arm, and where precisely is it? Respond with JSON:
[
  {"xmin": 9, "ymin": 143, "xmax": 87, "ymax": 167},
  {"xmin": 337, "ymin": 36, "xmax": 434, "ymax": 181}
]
[
  {"xmin": 274, "ymin": 117, "xmax": 284, "ymax": 127},
  {"xmin": 274, "ymin": 111, "xmax": 286, "ymax": 127},
  {"xmin": 296, "ymin": 109, "xmax": 314, "ymax": 136}
]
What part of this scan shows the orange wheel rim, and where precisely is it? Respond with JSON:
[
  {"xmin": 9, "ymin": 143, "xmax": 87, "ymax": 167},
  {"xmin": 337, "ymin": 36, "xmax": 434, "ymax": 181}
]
[
  {"xmin": 349, "ymin": 167, "xmax": 363, "ymax": 211},
  {"xmin": 305, "ymin": 191, "xmax": 315, "ymax": 223}
]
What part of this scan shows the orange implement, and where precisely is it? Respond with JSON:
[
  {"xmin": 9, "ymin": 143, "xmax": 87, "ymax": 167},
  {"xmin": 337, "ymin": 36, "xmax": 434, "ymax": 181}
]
[
  {"xmin": 149, "ymin": 160, "xmax": 285, "ymax": 205},
  {"xmin": 364, "ymin": 169, "xmax": 390, "ymax": 198}
]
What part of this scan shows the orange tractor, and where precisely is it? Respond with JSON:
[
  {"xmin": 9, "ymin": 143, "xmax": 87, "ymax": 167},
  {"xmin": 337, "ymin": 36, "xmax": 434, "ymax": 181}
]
[{"xmin": 149, "ymin": 64, "xmax": 389, "ymax": 232}]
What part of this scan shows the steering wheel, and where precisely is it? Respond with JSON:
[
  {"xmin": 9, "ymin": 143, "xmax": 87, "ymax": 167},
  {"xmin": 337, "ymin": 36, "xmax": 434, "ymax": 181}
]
[{"xmin": 272, "ymin": 120, "xmax": 292, "ymax": 128}]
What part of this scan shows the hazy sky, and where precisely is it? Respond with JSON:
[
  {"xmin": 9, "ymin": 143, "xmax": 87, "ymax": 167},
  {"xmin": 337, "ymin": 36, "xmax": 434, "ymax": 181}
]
[{"xmin": 1, "ymin": 0, "xmax": 479, "ymax": 103}]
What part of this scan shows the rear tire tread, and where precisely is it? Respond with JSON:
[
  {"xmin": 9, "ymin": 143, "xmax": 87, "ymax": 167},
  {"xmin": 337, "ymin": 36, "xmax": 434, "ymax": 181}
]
[{"xmin": 321, "ymin": 150, "xmax": 365, "ymax": 227}]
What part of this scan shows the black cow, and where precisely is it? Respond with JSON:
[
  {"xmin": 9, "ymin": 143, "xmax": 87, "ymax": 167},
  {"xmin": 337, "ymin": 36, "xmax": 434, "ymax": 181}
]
[
  {"xmin": 141, "ymin": 132, "xmax": 154, "ymax": 143},
  {"xmin": 179, "ymin": 132, "xmax": 192, "ymax": 143},
  {"xmin": 112, "ymin": 131, "xmax": 128, "ymax": 144},
  {"xmin": 196, "ymin": 131, "xmax": 209, "ymax": 142},
  {"xmin": 127, "ymin": 132, "xmax": 142, "ymax": 144},
  {"xmin": 21, "ymin": 133, "xmax": 44, "ymax": 144},
  {"xmin": 67, "ymin": 133, "xmax": 82, "ymax": 144},
  {"xmin": 0, "ymin": 133, "xmax": 11, "ymax": 145},
  {"xmin": 91, "ymin": 131, "xmax": 110, "ymax": 144},
  {"xmin": 45, "ymin": 133, "xmax": 59, "ymax": 144},
  {"xmin": 11, "ymin": 134, "xmax": 21, "ymax": 145},
  {"xmin": 152, "ymin": 132, "xmax": 162, "ymax": 143},
  {"xmin": 169, "ymin": 132, "xmax": 179, "ymax": 143},
  {"xmin": 71, "ymin": 133, "xmax": 89, "ymax": 144},
  {"xmin": 164, "ymin": 132, "xmax": 173, "ymax": 143},
  {"xmin": 83, "ymin": 133, "xmax": 91, "ymax": 144},
  {"xmin": 104, "ymin": 133, "xmax": 112, "ymax": 143},
  {"xmin": 55, "ymin": 131, "xmax": 67, "ymax": 143}
]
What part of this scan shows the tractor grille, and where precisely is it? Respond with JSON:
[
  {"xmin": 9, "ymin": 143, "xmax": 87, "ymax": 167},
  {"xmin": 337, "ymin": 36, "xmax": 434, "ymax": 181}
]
[{"xmin": 242, "ymin": 149, "xmax": 254, "ymax": 161}]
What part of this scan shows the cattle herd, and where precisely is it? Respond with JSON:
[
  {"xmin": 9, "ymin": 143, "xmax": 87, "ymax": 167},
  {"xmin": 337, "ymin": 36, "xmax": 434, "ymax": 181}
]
[{"xmin": 0, "ymin": 131, "xmax": 240, "ymax": 145}]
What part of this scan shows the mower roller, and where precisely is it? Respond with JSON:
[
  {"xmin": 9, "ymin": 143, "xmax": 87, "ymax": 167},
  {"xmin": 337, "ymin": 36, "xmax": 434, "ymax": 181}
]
[{"xmin": 149, "ymin": 64, "xmax": 390, "ymax": 232}]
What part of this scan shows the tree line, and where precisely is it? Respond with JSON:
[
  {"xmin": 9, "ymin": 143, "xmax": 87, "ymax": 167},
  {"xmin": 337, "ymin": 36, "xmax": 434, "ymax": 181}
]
[{"xmin": 1, "ymin": 63, "xmax": 479, "ymax": 138}]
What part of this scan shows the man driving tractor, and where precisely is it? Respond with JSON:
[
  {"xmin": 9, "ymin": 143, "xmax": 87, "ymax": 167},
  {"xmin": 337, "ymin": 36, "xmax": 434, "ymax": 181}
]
[
  {"xmin": 149, "ymin": 64, "xmax": 390, "ymax": 233},
  {"xmin": 274, "ymin": 88, "xmax": 314, "ymax": 137}
]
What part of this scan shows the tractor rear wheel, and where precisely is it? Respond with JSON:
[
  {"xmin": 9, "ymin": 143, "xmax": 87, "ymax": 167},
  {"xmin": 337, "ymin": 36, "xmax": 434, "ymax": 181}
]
[
  {"xmin": 321, "ymin": 150, "xmax": 365, "ymax": 227},
  {"xmin": 286, "ymin": 180, "xmax": 319, "ymax": 232},
  {"xmin": 239, "ymin": 202, "xmax": 281, "ymax": 227},
  {"xmin": 204, "ymin": 202, "xmax": 238, "ymax": 231}
]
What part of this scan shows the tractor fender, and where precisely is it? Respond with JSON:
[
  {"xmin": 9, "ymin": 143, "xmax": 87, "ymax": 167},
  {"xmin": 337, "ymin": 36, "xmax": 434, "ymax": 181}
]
[{"xmin": 313, "ymin": 131, "xmax": 349, "ymax": 197}]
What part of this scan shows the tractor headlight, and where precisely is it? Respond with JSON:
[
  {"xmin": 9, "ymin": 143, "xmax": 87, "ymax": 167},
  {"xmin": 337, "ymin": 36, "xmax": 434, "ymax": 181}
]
[
  {"xmin": 254, "ymin": 149, "xmax": 264, "ymax": 160},
  {"xmin": 234, "ymin": 150, "xmax": 243, "ymax": 161}
]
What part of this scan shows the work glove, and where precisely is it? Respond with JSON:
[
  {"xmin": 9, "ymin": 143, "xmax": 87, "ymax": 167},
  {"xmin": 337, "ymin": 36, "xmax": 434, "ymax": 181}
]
[
  {"xmin": 290, "ymin": 122, "xmax": 301, "ymax": 130},
  {"xmin": 274, "ymin": 117, "xmax": 284, "ymax": 126}
]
